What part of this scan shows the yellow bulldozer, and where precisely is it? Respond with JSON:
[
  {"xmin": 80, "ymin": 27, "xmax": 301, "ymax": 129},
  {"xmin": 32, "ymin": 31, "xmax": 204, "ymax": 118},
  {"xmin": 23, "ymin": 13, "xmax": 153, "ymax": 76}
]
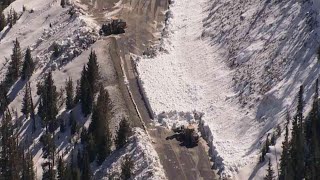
[{"xmin": 172, "ymin": 124, "xmax": 199, "ymax": 146}]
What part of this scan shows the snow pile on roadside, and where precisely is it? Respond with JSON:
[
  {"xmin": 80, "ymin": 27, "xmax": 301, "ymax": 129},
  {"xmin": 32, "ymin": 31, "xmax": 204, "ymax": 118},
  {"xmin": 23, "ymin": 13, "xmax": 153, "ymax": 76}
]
[
  {"xmin": 94, "ymin": 128, "xmax": 167, "ymax": 180},
  {"xmin": 137, "ymin": 0, "xmax": 320, "ymax": 178}
]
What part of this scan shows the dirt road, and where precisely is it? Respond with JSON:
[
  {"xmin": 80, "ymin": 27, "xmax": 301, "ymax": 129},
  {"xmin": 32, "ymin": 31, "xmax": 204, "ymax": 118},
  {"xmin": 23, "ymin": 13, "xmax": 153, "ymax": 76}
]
[{"xmin": 80, "ymin": 0, "xmax": 217, "ymax": 179}]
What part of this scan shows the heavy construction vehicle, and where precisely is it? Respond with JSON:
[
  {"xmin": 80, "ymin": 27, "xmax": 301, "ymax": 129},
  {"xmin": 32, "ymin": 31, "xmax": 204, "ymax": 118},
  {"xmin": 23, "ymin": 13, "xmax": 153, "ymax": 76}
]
[
  {"xmin": 172, "ymin": 124, "xmax": 199, "ymax": 146},
  {"xmin": 99, "ymin": 18, "xmax": 127, "ymax": 36}
]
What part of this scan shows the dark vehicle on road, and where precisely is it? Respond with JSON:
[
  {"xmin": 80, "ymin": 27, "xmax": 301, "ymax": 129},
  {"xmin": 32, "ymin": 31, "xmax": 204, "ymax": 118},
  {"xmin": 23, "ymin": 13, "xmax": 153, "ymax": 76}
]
[{"xmin": 99, "ymin": 18, "xmax": 127, "ymax": 36}]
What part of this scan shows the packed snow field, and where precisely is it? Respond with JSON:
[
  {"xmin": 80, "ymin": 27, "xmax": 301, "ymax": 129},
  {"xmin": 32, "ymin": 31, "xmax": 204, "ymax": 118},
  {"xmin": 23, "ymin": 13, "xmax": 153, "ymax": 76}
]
[
  {"xmin": 138, "ymin": 0, "xmax": 320, "ymax": 178},
  {"xmin": 0, "ymin": 0, "xmax": 166, "ymax": 179}
]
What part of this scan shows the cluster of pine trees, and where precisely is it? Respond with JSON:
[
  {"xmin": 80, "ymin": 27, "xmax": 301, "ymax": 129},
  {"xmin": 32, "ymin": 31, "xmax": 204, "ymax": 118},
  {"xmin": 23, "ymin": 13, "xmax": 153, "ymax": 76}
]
[
  {"xmin": 0, "ymin": 38, "xmax": 35, "ymax": 115},
  {"xmin": 0, "ymin": 0, "xmax": 15, "ymax": 31},
  {"xmin": 0, "ymin": 37, "xmax": 132, "ymax": 179},
  {"xmin": 0, "ymin": 111, "xmax": 35, "ymax": 180},
  {"xmin": 277, "ymin": 80, "xmax": 320, "ymax": 180}
]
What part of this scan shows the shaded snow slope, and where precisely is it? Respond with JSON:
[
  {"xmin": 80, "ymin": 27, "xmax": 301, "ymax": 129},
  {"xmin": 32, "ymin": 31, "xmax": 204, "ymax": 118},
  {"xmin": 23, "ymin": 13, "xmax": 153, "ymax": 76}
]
[{"xmin": 137, "ymin": 0, "xmax": 320, "ymax": 178}]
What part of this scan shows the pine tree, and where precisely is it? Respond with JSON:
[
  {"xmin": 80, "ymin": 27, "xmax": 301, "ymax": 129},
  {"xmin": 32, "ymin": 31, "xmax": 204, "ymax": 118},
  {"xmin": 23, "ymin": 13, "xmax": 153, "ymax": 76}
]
[
  {"xmin": 264, "ymin": 159, "xmax": 275, "ymax": 180},
  {"xmin": 12, "ymin": 9, "xmax": 18, "ymax": 24},
  {"xmin": 0, "ymin": 111, "xmax": 13, "ymax": 178},
  {"xmin": 21, "ymin": 83, "xmax": 32, "ymax": 118},
  {"xmin": 0, "ymin": 9, "xmax": 6, "ymax": 31},
  {"xmin": 287, "ymin": 86, "xmax": 305, "ymax": 180},
  {"xmin": 41, "ymin": 132, "xmax": 56, "ymax": 180},
  {"xmin": 279, "ymin": 112, "xmax": 290, "ymax": 180},
  {"xmin": 79, "ymin": 65, "xmax": 92, "ymax": 116},
  {"xmin": 115, "ymin": 118, "xmax": 130, "ymax": 149},
  {"xmin": 77, "ymin": 149, "xmax": 82, "ymax": 170},
  {"xmin": 60, "ymin": 0, "xmax": 66, "ymax": 8},
  {"xmin": 38, "ymin": 72, "xmax": 59, "ymax": 133},
  {"xmin": 21, "ymin": 48, "xmax": 35, "ymax": 80},
  {"xmin": 7, "ymin": 8, "xmax": 12, "ymax": 28},
  {"xmin": 121, "ymin": 155, "xmax": 133, "ymax": 180},
  {"xmin": 71, "ymin": 167, "xmax": 81, "ymax": 180},
  {"xmin": 81, "ymin": 151, "xmax": 91, "ymax": 180},
  {"xmin": 71, "ymin": 114, "xmax": 77, "ymax": 135},
  {"xmin": 57, "ymin": 156, "xmax": 65, "ymax": 180},
  {"xmin": 60, "ymin": 118, "xmax": 66, "ymax": 133},
  {"xmin": 65, "ymin": 77, "xmax": 74, "ymax": 110},
  {"xmin": 5, "ymin": 38, "xmax": 22, "ymax": 87},
  {"xmin": 86, "ymin": 50, "xmax": 99, "ymax": 94},
  {"xmin": 86, "ymin": 133, "xmax": 96, "ymax": 163},
  {"xmin": 89, "ymin": 87, "xmax": 112, "ymax": 165},
  {"xmin": 28, "ymin": 82, "xmax": 36, "ymax": 133},
  {"xmin": 52, "ymin": 43, "xmax": 60, "ymax": 58},
  {"xmin": 22, "ymin": 152, "xmax": 35, "ymax": 180},
  {"xmin": 0, "ymin": 82, "xmax": 9, "ymax": 115},
  {"xmin": 260, "ymin": 135, "xmax": 270, "ymax": 162},
  {"xmin": 305, "ymin": 79, "xmax": 320, "ymax": 180}
]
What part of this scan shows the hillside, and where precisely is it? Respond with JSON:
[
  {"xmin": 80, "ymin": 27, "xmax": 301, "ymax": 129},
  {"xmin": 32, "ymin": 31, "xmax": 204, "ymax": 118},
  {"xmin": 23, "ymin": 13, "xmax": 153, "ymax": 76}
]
[
  {"xmin": 0, "ymin": 0, "xmax": 166, "ymax": 179},
  {"xmin": 137, "ymin": 0, "xmax": 320, "ymax": 178}
]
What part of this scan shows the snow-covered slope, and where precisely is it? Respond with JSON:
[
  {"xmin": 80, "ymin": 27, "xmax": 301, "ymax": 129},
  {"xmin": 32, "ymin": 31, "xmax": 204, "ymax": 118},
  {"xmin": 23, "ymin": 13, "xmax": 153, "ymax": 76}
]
[
  {"xmin": 137, "ymin": 0, "xmax": 320, "ymax": 178},
  {"xmin": 93, "ymin": 128, "xmax": 166, "ymax": 180},
  {"xmin": 0, "ymin": 0, "xmax": 165, "ymax": 179}
]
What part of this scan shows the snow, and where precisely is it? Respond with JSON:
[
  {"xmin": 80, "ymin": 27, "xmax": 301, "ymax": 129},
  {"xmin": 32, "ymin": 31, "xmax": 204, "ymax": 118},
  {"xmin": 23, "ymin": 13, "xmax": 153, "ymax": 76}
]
[
  {"xmin": 137, "ymin": 0, "xmax": 320, "ymax": 178},
  {"xmin": 93, "ymin": 128, "xmax": 167, "ymax": 180},
  {"xmin": 137, "ymin": 0, "xmax": 254, "ymax": 176},
  {"xmin": 0, "ymin": 0, "xmax": 166, "ymax": 179}
]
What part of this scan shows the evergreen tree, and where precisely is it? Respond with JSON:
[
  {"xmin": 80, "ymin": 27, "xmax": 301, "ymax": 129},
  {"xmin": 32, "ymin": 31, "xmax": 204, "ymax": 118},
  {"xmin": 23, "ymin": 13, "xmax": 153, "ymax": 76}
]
[
  {"xmin": 7, "ymin": 8, "xmax": 12, "ymax": 28},
  {"xmin": 38, "ymin": 72, "xmax": 59, "ymax": 132},
  {"xmin": 86, "ymin": 133, "xmax": 96, "ymax": 163},
  {"xmin": 60, "ymin": 118, "xmax": 66, "ymax": 133},
  {"xmin": 28, "ymin": 82, "xmax": 36, "ymax": 133},
  {"xmin": 260, "ymin": 135, "xmax": 270, "ymax": 162},
  {"xmin": 0, "ymin": 82, "xmax": 9, "ymax": 115},
  {"xmin": 77, "ymin": 149, "xmax": 82, "ymax": 170},
  {"xmin": 79, "ymin": 65, "xmax": 92, "ymax": 116},
  {"xmin": 264, "ymin": 159, "xmax": 275, "ymax": 180},
  {"xmin": 89, "ymin": 87, "xmax": 112, "ymax": 165},
  {"xmin": 0, "ymin": 9, "xmax": 6, "ymax": 31},
  {"xmin": 21, "ymin": 48, "xmax": 35, "ymax": 80},
  {"xmin": 121, "ymin": 155, "xmax": 133, "ymax": 180},
  {"xmin": 305, "ymin": 79, "xmax": 320, "ymax": 180},
  {"xmin": 70, "ymin": 114, "xmax": 77, "ymax": 135},
  {"xmin": 22, "ymin": 152, "xmax": 35, "ymax": 180},
  {"xmin": 65, "ymin": 77, "xmax": 74, "ymax": 110},
  {"xmin": 40, "ymin": 132, "xmax": 56, "ymax": 180},
  {"xmin": 115, "ymin": 118, "xmax": 130, "ymax": 150},
  {"xmin": 21, "ymin": 82, "xmax": 32, "ymax": 118},
  {"xmin": 86, "ymin": 50, "xmax": 99, "ymax": 93},
  {"xmin": 279, "ymin": 112, "xmax": 290, "ymax": 180},
  {"xmin": 12, "ymin": 9, "xmax": 17, "ymax": 24},
  {"xmin": 5, "ymin": 38, "xmax": 22, "ymax": 87},
  {"xmin": 81, "ymin": 151, "xmax": 91, "ymax": 180},
  {"xmin": 71, "ymin": 167, "xmax": 81, "ymax": 180},
  {"xmin": 52, "ymin": 43, "xmax": 60, "ymax": 58},
  {"xmin": 287, "ymin": 86, "xmax": 305, "ymax": 180},
  {"xmin": 57, "ymin": 156, "xmax": 65, "ymax": 180},
  {"xmin": 60, "ymin": 0, "xmax": 66, "ymax": 8},
  {"xmin": 80, "ymin": 128, "xmax": 88, "ymax": 144}
]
